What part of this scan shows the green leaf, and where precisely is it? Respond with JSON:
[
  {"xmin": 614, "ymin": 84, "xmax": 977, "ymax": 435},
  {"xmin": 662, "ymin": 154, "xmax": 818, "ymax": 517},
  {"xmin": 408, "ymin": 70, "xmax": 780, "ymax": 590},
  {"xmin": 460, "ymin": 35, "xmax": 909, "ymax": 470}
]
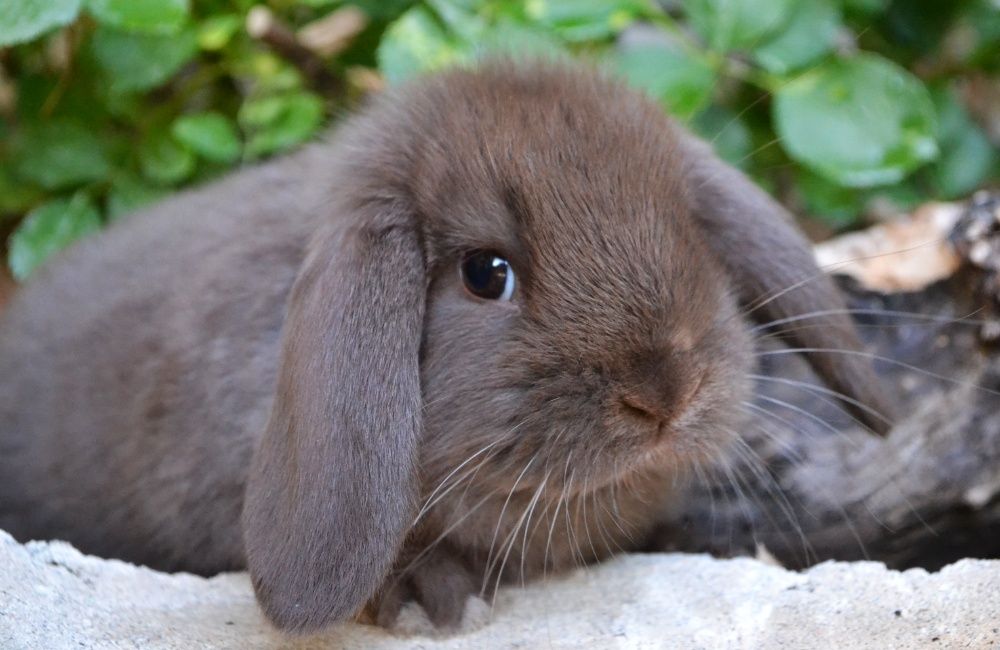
[
  {"xmin": 377, "ymin": 5, "xmax": 465, "ymax": 84},
  {"xmin": 233, "ymin": 52, "xmax": 305, "ymax": 95},
  {"xmin": 752, "ymin": 0, "xmax": 840, "ymax": 75},
  {"xmin": 965, "ymin": 1, "xmax": 1000, "ymax": 70},
  {"xmin": 929, "ymin": 86, "xmax": 998, "ymax": 199},
  {"xmin": 866, "ymin": 181, "xmax": 924, "ymax": 213},
  {"xmin": 172, "ymin": 112, "xmax": 241, "ymax": 164},
  {"xmin": 8, "ymin": 193, "xmax": 103, "ymax": 280},
  {"xmin": 841, "ymin": 0, "xmax": 888, "ymax": 15},
  {"xmin": 683, "ymin": 0, "xmax": 796, "ymax": 51},
  {"xmin": 139, "ymin": 129, "xmax": 196, "ymax": 184},
  {"xmin": 84, "ymin": 0, "xmax": 188, "ymax": 34},
  {"xmin": 348, "ymin": 0, "xmax": 414, "ymax": 20},
  {"xmin": 0, "ymin": 168, "xmax": 45, "ymax": 215},
  {"xmin": 426, "ymin": 0, "xmax": 486, "ymax": 41},
  {"xmin": 239, "ymin": 92, "xmax": 324, "ymax": 158},
  {"xmin": 692, "ymin": 105, "xmax": 752, "ymax": 167},
  {"xmin": 881, "ymin": 0, "xmax": 965, "ymax": 53},
  {"xmin": 612, "ymin": 44, "xmax": 716, "ymax": 120},
  {"xmin": 197, "ymin": 14, "xmax": 241, "ymax": 51},
  {"xmin": 474, "ymin": 20, "xmax": 569, "ymax": 60},
  {"xmin": 13, "ymin": 120, "xmax": 113, "ymax": 190},
  {"xmin": 89, "ymin": 26, "xmax": 198, "ymax": 93},
  {"xmin": 0, "ymin": 0, "xmax": 82, "ymax": 46},
  {"xmin": 524, "ymin": 0, "xmax": 649, "ymax": 42},
  {"xmin": 774, "ymin": 54, "xmax": 938, "ymax": 188},
  {"xmin": 795, "ymin": 170, "xmax": 865, "ymax": 228},
  {"xmin": 106, "ymin": 174, "xmax": 166, "ymax": 220}
]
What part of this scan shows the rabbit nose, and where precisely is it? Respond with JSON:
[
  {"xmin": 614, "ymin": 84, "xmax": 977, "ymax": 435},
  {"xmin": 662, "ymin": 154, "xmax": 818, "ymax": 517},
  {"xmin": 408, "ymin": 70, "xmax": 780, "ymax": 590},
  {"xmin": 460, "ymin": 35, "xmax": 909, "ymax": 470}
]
[
  {"xmin": 619, "ymin": 391, "xmax": 675, "ymax": 425},
  {"xmin": 618, "ymin": 368, "xmax": 705, "ymax": 427}
]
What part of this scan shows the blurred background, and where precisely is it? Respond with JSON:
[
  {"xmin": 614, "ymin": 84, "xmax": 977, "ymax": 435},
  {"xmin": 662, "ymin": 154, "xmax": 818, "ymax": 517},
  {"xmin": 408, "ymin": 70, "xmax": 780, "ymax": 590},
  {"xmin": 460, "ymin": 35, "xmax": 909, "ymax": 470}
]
[{"xmin": 0, "ymin": 0, "xmax": 998, "ymax": 281}]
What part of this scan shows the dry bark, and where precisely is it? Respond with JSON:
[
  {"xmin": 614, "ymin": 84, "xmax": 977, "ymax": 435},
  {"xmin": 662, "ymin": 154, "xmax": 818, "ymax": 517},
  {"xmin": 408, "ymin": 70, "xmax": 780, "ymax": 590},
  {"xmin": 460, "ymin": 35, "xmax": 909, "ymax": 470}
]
[{"xmin": 664, "ymin": 193, "xmax": 1000, "ymax": 571}]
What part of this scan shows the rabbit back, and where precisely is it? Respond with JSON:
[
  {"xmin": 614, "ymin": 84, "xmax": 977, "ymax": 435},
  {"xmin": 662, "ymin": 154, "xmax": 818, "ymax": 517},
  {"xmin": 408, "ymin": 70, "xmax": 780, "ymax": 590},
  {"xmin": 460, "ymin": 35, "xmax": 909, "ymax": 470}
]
[{"xmin": 0, "ymin": 146, "xmax": 328, "ymax": 573}]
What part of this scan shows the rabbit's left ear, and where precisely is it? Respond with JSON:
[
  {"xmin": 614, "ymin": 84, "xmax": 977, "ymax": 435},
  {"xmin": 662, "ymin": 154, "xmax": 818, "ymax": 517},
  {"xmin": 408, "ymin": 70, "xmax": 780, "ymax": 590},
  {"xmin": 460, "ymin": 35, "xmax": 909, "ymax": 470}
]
[
  {"xmin": 242, "ymin": 206, "xmax": 425, "ymax": 634},
  {"xmin": 675, "ymin": 129, "xmax": 895, "ymax": 435}
]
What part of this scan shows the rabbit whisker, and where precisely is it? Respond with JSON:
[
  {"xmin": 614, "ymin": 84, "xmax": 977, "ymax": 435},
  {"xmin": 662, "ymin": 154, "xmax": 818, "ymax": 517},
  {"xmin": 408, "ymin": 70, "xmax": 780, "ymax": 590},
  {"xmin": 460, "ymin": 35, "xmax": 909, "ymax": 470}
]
[
  {"xmin": 755, "ymin": 347, "xmax": 1000, "ymax": 397},
  {"xmin": 563, "ymin": 467, "xmax": 588, "ymax": 571},
  {"xmin": 481, "ymin": 451, "xmax": 540, "ymax": 597},
  {"xmin": 488, "ymin": 473, "xmax": 548, "ymax": 604},
  {"xmin": 754, "ymin": 394, "xmax": 862, "ymax": 448},
  {"xmin": 726, "ymin": 434, "xmax": 812, "ymax": 563},
  {"xmin": 695, "ymin": 136, "xmax": 785, "ymax": 192},
  {"xmin": 543, "ymin": 455, "xmax": 573, "ymax": 581},
  {"xmin": 749, "ymin": 374, "xmax": 892, "ymax": 429},
  {"xmin": 577, "ymin": 471, "xmax": 600, "ymax": 563},
  {"xmin": 751, "ymin": 306, "xmax": 987, "ymax": 333},
  {"xmin": 688, "ymin": 454, "xmax": 714, "ymax": 537},
  {"xmin": 414, "ymin": 438, "xmax": 504, "ymax": 524},
  {"xmin": 737, "ymin": 405, "xmax": 898, "ymax": 562},
  {"xmin": 519, "ymin": 470, "xmax": 551, "ymax": 587},
  {"xmin": 735, "ymin": 237, "xmax": 947, "ymax": 323},
  {"xmin": 714, "ymin": 450, "xmax": 757, "ymax": 554},
  {"xmin": 739, "ymin": 402, "xmax": 806, "ymax": 462},
  {"xmin": 397, "ymin": 484, "xmax": 503, "ymax": 582}
]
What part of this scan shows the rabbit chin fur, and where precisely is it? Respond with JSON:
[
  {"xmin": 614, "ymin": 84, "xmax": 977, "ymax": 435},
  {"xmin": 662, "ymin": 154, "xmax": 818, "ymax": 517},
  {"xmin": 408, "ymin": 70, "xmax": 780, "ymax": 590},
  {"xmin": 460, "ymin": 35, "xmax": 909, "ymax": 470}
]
[{"xmin": 0, "ymin": 59, "xmax": 892, "ymax": 634}]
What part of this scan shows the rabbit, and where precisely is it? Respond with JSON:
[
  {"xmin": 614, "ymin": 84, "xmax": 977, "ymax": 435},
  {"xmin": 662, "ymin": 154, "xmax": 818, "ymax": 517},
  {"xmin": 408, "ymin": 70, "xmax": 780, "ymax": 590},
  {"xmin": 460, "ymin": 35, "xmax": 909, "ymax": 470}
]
[{"xmin": 0, "ymin": 59, "xmax": 894, "ymax": 634}]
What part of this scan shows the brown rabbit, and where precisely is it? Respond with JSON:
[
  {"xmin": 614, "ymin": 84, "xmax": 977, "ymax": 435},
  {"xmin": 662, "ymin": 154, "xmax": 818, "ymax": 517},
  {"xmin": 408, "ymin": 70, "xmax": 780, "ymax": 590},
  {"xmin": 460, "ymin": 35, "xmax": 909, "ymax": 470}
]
[{"xmin": 0, "ymin": 60, "xmax": 893, "ymax": 634}]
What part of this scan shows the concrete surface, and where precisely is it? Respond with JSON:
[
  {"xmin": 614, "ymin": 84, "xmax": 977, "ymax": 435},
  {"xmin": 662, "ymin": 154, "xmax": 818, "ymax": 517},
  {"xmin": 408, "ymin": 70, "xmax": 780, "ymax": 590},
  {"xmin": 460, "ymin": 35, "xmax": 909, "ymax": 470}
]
[{"xmin": 1, "ymin": 529, "xmax": 998, "ymax": 649}]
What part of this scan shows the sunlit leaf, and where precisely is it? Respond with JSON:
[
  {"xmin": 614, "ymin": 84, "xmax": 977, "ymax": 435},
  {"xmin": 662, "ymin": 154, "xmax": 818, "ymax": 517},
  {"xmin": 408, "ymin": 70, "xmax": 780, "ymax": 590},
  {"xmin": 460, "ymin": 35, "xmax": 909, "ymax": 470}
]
[
  {"xmin": 197, "ymin": 14, "xmax": 241, "ymax": 51},
  {"xmin": 683, "ymin": 0, "xmax": 796, "ymax": 51},
  {"xmin": 525, "ymin": 0, "xmax": 649, "ymax": 42},
  {"xmin": 377, "ymin": 5, "xmax": 465, "ymax": 84},
  {"xmin": 139, "ymin": 128, "xmax": 196, "ymax": 184},
  {"xmin": 426, "ymin": 0, "xmax": 485, "ymax": 41},
  {"xmin": 84, "ymin": 0, "xmax": 188, "ymax": 34},
  {"xmin": 774, "ymin": 54, "xmax": 938, "ymax": 187},
  {"xmin": 89, "ymin": 25, "xmax": 198, "ymax": 93},
  {"xmin": 474, "ymin": 20, "xmax": 568, "ymax": 60},
  {"xmin": 612, "ymin": 44, "xmax": 716, "ymax": 120},
  {"xmin": 172, "ymin": 112, "xmax": 242, "ymax": 164},
  {"xmin": 239, "ymin": 92, "xmax": 324, "ymax": 158},
  {"xmin": 752, "ymin": 0, "xmax": 840, "ymax": 74},
  {"xmin": 0, "ymin": 0, "xmax": 82, "ymax": 46}
]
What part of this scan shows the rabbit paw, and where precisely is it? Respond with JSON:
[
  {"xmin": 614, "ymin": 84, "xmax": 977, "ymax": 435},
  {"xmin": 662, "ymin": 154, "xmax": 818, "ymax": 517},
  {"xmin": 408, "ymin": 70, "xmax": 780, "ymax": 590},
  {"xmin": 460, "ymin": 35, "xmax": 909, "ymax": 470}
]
[
  {"xmin": 375, "ymin": 550, "xmax": 491, "ymax": 636},
  {"xmin": 390, "ymin": 594, "xmax": 490, "ymax": 637}
]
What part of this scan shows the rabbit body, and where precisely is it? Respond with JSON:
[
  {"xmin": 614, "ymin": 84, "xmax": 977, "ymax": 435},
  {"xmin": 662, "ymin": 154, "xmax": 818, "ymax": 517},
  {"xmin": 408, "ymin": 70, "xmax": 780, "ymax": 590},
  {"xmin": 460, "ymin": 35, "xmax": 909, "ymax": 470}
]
[
  {"xmin": 0, "ymin": 61, "xmax": 891, "ymax": 633},
  {"xmin": 0, "ymin": 153, "xmax": 323, "ymax": 572}
]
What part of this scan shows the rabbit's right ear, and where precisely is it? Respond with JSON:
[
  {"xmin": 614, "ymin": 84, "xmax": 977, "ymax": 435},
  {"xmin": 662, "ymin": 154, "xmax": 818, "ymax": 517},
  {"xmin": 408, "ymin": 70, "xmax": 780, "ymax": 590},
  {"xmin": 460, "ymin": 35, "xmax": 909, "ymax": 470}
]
[
  {"xmin": 674, "ymin": 128, "xmax": 895, "ymax": 435},
  {"xmin": 242, "ymin": 204, "xmax": 425, "ymax": 634}
]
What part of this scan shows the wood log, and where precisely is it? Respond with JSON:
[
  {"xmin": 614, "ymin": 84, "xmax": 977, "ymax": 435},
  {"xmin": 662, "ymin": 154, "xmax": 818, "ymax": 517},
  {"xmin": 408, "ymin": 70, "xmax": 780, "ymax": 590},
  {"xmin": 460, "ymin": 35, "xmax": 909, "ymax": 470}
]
[{"xmin": 662, "ymin": 193, "xmax": 1000, "ymax": 571}]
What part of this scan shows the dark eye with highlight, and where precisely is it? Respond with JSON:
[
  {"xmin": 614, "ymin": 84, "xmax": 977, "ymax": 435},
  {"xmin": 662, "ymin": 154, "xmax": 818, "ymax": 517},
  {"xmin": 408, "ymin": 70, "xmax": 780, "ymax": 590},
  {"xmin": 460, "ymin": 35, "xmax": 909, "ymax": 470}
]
[{"xmin": 460, "ymin": 250, "xmax": 515, "ymax": 301}]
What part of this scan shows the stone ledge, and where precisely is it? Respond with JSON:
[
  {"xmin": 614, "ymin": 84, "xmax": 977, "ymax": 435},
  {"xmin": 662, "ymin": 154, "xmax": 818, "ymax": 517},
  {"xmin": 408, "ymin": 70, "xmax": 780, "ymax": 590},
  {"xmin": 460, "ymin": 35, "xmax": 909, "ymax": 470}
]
[{"xmin": 2, "ymin": 530, "xmax": 998, "ymax": 649}]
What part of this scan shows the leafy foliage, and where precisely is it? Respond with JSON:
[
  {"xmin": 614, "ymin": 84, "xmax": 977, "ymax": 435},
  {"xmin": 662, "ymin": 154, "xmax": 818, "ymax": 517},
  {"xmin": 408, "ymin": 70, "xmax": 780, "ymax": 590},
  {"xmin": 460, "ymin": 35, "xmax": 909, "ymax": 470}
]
[{"xmin": 1, "ymin": 0, "xmax": 998, "ymax": 278}]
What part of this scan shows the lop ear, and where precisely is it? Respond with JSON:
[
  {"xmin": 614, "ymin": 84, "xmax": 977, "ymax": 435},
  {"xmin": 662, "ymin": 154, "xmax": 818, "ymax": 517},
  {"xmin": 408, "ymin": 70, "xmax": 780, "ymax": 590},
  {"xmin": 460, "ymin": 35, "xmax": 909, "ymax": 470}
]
[
  {"xmin": 242, "ymin": 206, "xmax": 425, "ymax": 633},
  {"xmin": 675, "ymin": 129, "xmax": 895, "ymax": 435}
]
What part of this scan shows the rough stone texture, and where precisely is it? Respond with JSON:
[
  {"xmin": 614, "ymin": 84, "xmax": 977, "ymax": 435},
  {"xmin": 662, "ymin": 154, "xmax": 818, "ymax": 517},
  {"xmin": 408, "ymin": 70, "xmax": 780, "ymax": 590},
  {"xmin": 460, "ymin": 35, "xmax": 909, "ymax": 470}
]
[{"xmin": 2, "ymin": 530, "xmax": 999, "ymax": 649}]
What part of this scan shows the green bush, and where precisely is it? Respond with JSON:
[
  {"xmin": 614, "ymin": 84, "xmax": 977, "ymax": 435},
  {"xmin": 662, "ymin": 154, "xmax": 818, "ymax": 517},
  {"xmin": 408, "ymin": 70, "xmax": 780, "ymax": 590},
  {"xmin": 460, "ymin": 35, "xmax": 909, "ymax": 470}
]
[{"xmin": 1, "ymin": 0, "xmax": 998, "ymax": 279}]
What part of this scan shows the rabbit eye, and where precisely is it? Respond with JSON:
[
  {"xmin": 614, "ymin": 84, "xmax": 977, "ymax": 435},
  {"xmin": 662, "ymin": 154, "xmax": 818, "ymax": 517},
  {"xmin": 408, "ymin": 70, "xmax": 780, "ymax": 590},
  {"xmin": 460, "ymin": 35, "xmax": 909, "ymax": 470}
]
[{"xmin": 460, "ymin": 250, "xmax": 515, "ymax": 301}]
